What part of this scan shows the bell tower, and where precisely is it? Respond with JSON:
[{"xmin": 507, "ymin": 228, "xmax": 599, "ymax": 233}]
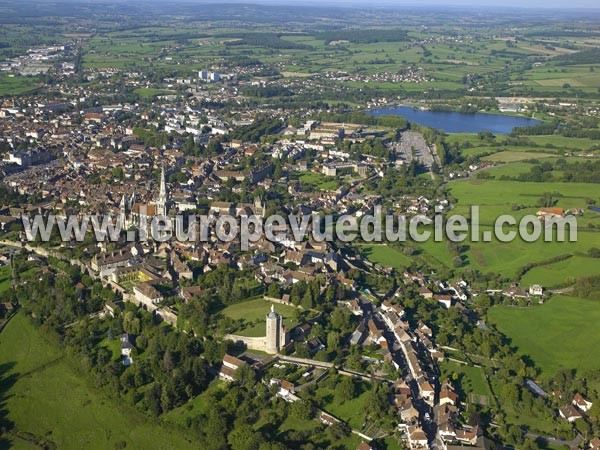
[{"xmin": 156, "ymin": 165, "xmax": 168, "ymax": 216}]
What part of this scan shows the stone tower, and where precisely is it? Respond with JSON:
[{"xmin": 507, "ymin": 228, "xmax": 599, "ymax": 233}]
[
  {"xmin": 156, "ymin": 165, "xmax": 167, "ymax": 216},
  {"xmin": 265, "ymin": 304, "xmax": 281, "ymax": 353},
  {"xmin": 119, "ymin": 194, "xmax": 127, "ymax": 227},
  {"xmin": 254, "ymin": 196, "xmax": 265, "ymax": 218}
]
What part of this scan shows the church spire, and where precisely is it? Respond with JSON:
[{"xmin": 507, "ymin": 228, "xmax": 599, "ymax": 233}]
[{"xmin": 156, "ymin": 165, "xmax": 167, "ymax": 216}]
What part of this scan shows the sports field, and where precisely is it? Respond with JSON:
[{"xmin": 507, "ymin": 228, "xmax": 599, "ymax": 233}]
[
  {"xmin": 0, "ymin": 313, "xmax": 196, "ymax": 450},
  {"xmin": 488, "ymin": 296, "xmax": 600, "ymax": 376}
]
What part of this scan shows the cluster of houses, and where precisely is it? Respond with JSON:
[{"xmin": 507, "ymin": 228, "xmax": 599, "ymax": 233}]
[
  {"xmin": 558, "ymin": 392, "xmax": 594, "ymax": 423},
  {"xmin": 3, "ymin": 50, "xmax": 596, "ymax": 450}
]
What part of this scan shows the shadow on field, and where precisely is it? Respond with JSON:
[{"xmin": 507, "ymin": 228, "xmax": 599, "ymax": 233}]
[{"xmin": 0, "ymin": 361, "xmax": 17, "ymax": 450}]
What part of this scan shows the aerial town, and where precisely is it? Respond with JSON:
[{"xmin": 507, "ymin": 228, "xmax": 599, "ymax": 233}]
[{"xmin": 0, "ymin": 2, "xmax": 599, "ymax": 450}]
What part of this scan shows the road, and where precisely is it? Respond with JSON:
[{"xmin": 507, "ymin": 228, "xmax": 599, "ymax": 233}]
[{"xmin": 374, "ymin": 309, "xmax": 438, "ymax": 448}]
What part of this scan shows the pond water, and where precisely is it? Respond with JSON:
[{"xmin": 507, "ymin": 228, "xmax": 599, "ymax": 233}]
[{"xmin": 368, "ymin": 105, "xmax": 540, "ymax": 134}]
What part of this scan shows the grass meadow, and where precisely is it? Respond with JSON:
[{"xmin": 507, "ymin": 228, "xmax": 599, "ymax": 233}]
[
  {"xmin": 359, "ymin": 244, "xmax": 412, "ymax": 270},
  {"xmin": 0, "ymin": 313, "xmax": 196, "ymax": 450},
  {"xmin": 488, "ymin": 296, "xmax": 600, "ymax": 376},
  {"xmin": 440, "ymin": 360, "xmax": 491, "ymax": 398},
  {"xmin": 221, "ymin": 297, "xmax": 299, "ymax": 337}
]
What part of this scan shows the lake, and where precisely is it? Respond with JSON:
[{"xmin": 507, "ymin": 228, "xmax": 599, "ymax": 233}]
[{"xmin": 368, "ymin": 105, "xmax": 540, "ymax": 134}]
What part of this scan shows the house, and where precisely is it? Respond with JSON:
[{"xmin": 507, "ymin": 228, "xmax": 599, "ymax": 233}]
[
  {"xmin": 434, "ymin": 294, "xmax": 453, "ymax": 308},
  {"xmin": 277, "ymin": 380, "xmax": 296, "ymax": 400},
  {"xmin": 447, "ymin": 436, "xmax": 490, "ymax": 450},
  {"xmin": 307, "ymin": 337, "xmax": 325, "ymax": 354},
  {"xmin": 502, "ymin": 285, "xmax": 529, "ymax": 300},
  {"xmin": 418, "ymin": 378, "xmax": 435, "ymax": 406},
  {"xmin": 180, "ymin": 285, "xmax": 208, "ymax": 302},
  {"xmin": 103, "ymin": 301, "xmax": 119, "ymax": 318},
  {"xmin": 381, "ymin": 300, "xmax": 394, "ymax": 312},
  {"xmin": 559, "ymin": 404, "xmax": 583, "ymax": 422},
  {"xmin": 440, "ymin": 381, "xmax": 459, "ymax": 406},
  {"xmin": 0, "ymin": 302, "xmax": 15, "ymax": 315},
  {"xmin": 357, "ymin": 442, "xmax": 374, "ymax": 450},
  {"xmin": 120, "ymin": 333, "xmax": 135, "ymax": 366},
  {"xmin": 536, "ymin": 207, "xmax": 565, "ymax": 220},
  {"xmin": 418, "ymin": 286, "xmax": 433, "ymax": 299},
  {"xmin": 418, "ymin": 321, "xmax": 432, "ymax": 337},
  {"xmin": 392, "ymin": 303, "xmax": 406, "ymax": 317},
  {"xmin": 345, "ymin": 299, "xmax": 363, "ymax": 316},
  {"xmin": 529, "ymin": 284, "xmax": 543, "ymax": 296},
  {"xmin": 436, "ymin": 405, "xmax": 459, "ymax": 443},
  {"xmin": 551, "ymin": 390, "xmax": 564, "ymax": 399},
  {"xmin": 319, "ymin": 412, "xmax": 340, "ymax": 426},
  {"xmin": 368, "ymin": 319, "xmax": 386, "ymax": 345},
  {"xmin": 349, "ymin": 321, "xmax": 366, "ymax": 346},
  {"xmin": 455, "ymin": 425, "xmax": 481, "ymax": 445},
  {"xmin": 219, "ymin": 354, "xmax": 246, "ymax": 382},
  {"xmin": 573, "ymin": 393, "xmax": 593, "ymax": 412},
  {"xmin": 399, "ymin": 400, "xmax": 419, "ymax": 423},
  {"xmin": 589, "ymin": 437, "xmax": 600, "ymax": 450},
  {"xmin": 133, "ymin": 282, "xmax": 163, "ymax": 309},
  {"xmin": 407, "ymin": 425, "xmax": 428, "ymax": 449}
]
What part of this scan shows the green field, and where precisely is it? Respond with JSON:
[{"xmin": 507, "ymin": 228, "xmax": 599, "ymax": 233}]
[
  {"xmin": 440, "ymin": 360, "xmax": 490, "ymax": 398},
  {"xmin": 0, "ymin": 313, "xmax": 196, "ymax": 450},
  {"xmin": 434, "ymin": 178, "xmax": 600, "ymax": 278},
  {"xmin": 0, "ymin": 264, "xmax": 10, "ymax": 294},
  {"xmin": 275, "ymin": 414, "xmax": 362, "ymax": 449},
  {"xmin": 134, "ymin": 87, "xmax": 177, "ymax": 98},
  {"xmin": 312, "ymin": 379, "xmax": 373, "ymax": 430},
  {"xmin": 483, "ymin": 150, "xmax": 556, "ymax": 163},
  {"xmin": 164, "ymin": 379, "xmax": 228, "ymax": 426},
  {"xmin": 360, "ymin": 244, "xmax": 412, "ymax": 270},
  {"xmin": 221, "ymin": 298, "xmax": 299, "ymax": 337},
  {"xmin": 447, "ymin": 133, "xmax": 599, "ymax": 154},
  {"xmin": 298, "ymin": 171, "xmax": 339, "ymax": 191},
  {"xmin": 488, "ymin": 296, "xmax": 600, "ymax": 376},
  {"xmin": 0, "ymin": 75, "xmax": 40, "ymax": 96},
  {"xmin": 520, "ymin": 255, "xmax": 600, "ymax": 288}
]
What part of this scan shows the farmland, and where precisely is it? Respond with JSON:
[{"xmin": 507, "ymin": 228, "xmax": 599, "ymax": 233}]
[
  {"xmin": 487, "ymin": 296, "xmax": 600, "ymax": 375},
  {"xmin": 0, "ymin": 74, "xmax": 40, "ymax": 96},
  {"xmin": 416, "ymin": 178, "xmax": 600, "ymax": 280}
]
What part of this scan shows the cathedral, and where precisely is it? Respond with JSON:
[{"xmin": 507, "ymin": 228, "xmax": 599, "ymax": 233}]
[{"xmin": 120, "ymin": 166, "xmax": 170, "ymax": 229}]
